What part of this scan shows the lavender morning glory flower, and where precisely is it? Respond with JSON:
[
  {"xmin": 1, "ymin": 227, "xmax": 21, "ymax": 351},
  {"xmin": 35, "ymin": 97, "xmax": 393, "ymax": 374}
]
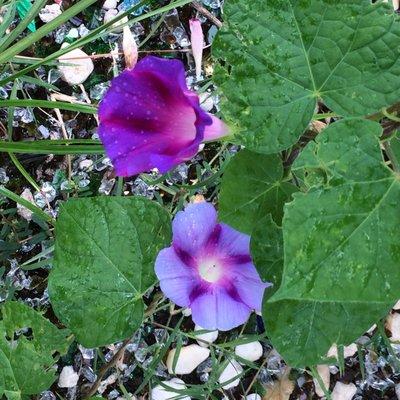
[
  {"xmin": 98, "ymin": 56, "xmax": 229, "ymax": 177},
  {"xmin": 155, "ymin": 202, "xmax": 270, "ymax": 331}
]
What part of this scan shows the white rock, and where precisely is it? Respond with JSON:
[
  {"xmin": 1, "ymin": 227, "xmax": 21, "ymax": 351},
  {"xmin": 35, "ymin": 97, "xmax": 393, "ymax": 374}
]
[
  {"xmin": 313, "ymin": 365, "xmax": 330, "ymax": 397},
  {"xmin": 58, "ymin": 366, "xmax": 79, "ymax": 388},
  {"xmin": 104, "ymin": 8, "xmax": 118, "ymax": 23},
  {"xmin": 195, "ymin": 324, "xmax": 218, "ymax": 347},
  {"xmin": 395, "ymin": 383, "xmax": 400, "ymax": 399},
  {"xmin": 103, "ymin": 0, "xmax": 118, "ymax": 9},
  {"xmin": 58, "ymin": 47, "xmax": 94, "ymax": 85},
  {"xmin": 17, "ymin": 188, "xmax": 35, "ymax": 221},
  {"xmin": 199, "ymin": 92, "xmax": 214, "ymax": 112},
  {"xmin": 67, "ymin": 27, "xmax": 79, "ymax": 39},
  {"xmin": 218, "ymin": 360, "xmax": 243, "ymax": 390},
  {"xmin": 383, "ymin": 0, "xmax": 400, "ymax": 9},
  {"xmin": 235, "ymin": 341, "xmax": 263, "ymax": 362},
  {"xmin": 331, "ymin": 382, "xmax": 357, "ymax": 400},
  {"xmin": 182, "ymin": 308, "xmax": 192, "ymax": 316},
  {"xmin": 39, "ymin": 4, "xmax": 62, "ymax": 23},
  {"xmin": 166, "ymin": 344, "xmax": 210, "ymax": 375},
  {"xmin": 387, "ymin": 313, "xmax": 400, "ymax": 341},
  {"xmin": 151, "ymin": 378, "xmax": 191, "ymax": 400},
  {"xmin": 98, "ymin": 373, "xmax": 117, "ymax": 394},
  {"xmin": 327, "ymin": 343, "xmax": 357, "ymax": 360},
  {"xmin": 104, "ymin": 9, "xmax": 128, "ymax": 32},
  {"xmin": 79, "ymin": 159, "xmax": 94, "ymax": 170},
  {"xmin": 245, "ymin": 394, "xmax": 261, "ymax": 400}
]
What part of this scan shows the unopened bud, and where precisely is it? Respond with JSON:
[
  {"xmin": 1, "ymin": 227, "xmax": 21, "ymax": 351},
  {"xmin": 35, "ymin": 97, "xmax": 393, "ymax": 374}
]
[
  {"xmin": 123, "ymin": 25, "xmax": 138, "ymax": 70},
  {"xmin": 189, "ymin": 19, "xmax": 204, "ymax": 81}
]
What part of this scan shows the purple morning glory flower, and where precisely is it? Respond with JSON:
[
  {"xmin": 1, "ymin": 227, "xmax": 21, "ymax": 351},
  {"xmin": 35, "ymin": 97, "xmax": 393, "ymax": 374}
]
[
  {"xmin": 98, "ymin": 56, "xmax": 229, "ymax": 177},
  {"xmin": 155, "ymin": 202, "xmax": 270, "ymax": 331}
]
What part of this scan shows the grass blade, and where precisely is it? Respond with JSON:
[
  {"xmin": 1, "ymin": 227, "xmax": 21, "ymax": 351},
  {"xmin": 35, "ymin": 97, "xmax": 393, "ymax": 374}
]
[
  {"xmin": 0, "ymin": 186, "xmax": 55, "ymax": 225},
  {"xmin": 0, "ymin": 0, "xmax": 98, "ymax": 64},
  {"xmin": 0, "ymin": 0, "xmax": 48, "ymax": 52},
  {"xmin": 0, "ymin": 2, "xmax": 17, "ymax": 40},
  {"xmin": 0, "ymin": 141, "xmax": 104, "ymax": 155},
  {"xmin": 0, "ymin": 99, "xmax": 97, "ymax": 113}
]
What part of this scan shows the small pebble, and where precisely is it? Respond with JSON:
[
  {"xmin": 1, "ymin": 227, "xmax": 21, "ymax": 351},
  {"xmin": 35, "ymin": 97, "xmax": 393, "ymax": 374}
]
[
  {"xmin": 235, "ymin": 341, "xmax": 263, "ymax": 362},
  {"xmin": 194, "ymin": 324, "xmax": 218, "ymax": 347},
  {"xmin": 17, "ymin": 188, "xmax": 35, "ymax": 221},
  {"xmin": 199, "ymin": 92, "xmax": 214, "ymax": 112},
  {"xmin": 245, "ymin": 395, "xmax": 261, "ymax": 400},
  {"xmin": 58, "ymin": 46, "xmax": 94, "ymax": 85},
  {"xmin": 327, "ymin": 343, "xmax": 357, "ymax": 359},
  {"xmin": 331, "ymin": 382, "xmax": 357, "ymax": 400},
  {"xmin": 151, "ymin": 378, "xmax": 191, "ymax": 400},
  {"xmin": 386, "ymin": 313, "xmax": 400, "ymax": 341},
  {"xmin": 0, "ymin": 167, "xmax": 9, "ymax": 184},
  {"xmin": 58, "ymin": 366, "xmax": 79, "ymax": 388},
  {"xmin": 182, "ymin": 307, "xmax": 191, "ymax": 316},
  {"xmin": 104, "ymin": 8, "xmax": 118, "ymax": 23},
  {"xmin": 103, "ymin": 0, "xmax": 118, "ymax": 9},
  {"xmin": 66, "ymin": 27, "xmax": 79, "ymax": 39},
  {"xmin": 313, "ymin": 364, "xmax": 330, "ymax": 397},
  {"xmin": 104, "ymin": 9, "xmax": 128, "ymax": 32},
  {"xmin": 39, "ymin": 4, "xmax": 62, "ymax": 23},
  {"xmin": 395, "ymin": 383, "xmax": 400, "ymax": 399},
  {"xmin": 79, "ymin": 159, "xmax": 94, "ymax": 170},
  {"xmin": 166, "ymin": 344, "xmax": 210, "ymax": 374},
  {"xmin": 218, "ymin": 359, "xmax": 243, "ymax": 390}
]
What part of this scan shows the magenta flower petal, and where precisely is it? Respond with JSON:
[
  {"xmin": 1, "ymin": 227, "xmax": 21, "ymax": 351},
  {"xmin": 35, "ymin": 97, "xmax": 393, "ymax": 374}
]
[
  {"xmin": 203, "ymin": 114, "xmax": 230, "ymax": 141},
  {"xmin": 155, "ymin": 202, "xmax": 270, "ymax": 331},
  {"xmin": 98, "ymin": 56, "xmax": 228, "ymax": 177}
]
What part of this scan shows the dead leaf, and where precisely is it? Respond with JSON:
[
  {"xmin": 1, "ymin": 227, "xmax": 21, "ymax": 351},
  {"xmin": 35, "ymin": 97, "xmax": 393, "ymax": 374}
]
[{"xmin": 263, "ymin": 367, "xmax": 294, "ymax": 400}]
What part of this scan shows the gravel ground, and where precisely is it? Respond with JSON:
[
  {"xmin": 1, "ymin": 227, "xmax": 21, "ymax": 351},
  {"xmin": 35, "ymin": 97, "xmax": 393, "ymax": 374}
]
[{"xmin": 1, "ymin": 1, "xmax": 400, "ymax": 399}]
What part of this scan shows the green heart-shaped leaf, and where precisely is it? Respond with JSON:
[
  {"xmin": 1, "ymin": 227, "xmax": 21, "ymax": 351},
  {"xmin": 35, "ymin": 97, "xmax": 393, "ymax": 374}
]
[
  {"xmin": 48, "ymin": 196, "xmax": 171, "ymax": 348},
  {"xmin": 213, "ymin": 0, "xmax": 400, "ymax": 153},
  {"xmin": 219, "ymin": 150, "xmax": 297, "ymax": 234},
  {"xmin": 0, "ymin": 302, "xmax": 70, "ymax": 400},
  {"xmin": 264, "ymin": 119, "xmax": 400, "ymax": 367}
]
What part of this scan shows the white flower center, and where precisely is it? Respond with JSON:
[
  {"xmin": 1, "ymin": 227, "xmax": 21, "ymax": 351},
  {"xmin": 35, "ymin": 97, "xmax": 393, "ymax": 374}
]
[{"xmin": 198, "ymin": 260, "xmax": 222, "ymax": 283}]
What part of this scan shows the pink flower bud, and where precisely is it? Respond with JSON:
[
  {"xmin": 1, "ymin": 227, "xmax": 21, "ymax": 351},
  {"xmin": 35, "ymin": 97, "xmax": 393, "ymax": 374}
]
[
  {"xmin": 189, "ymin": 19, "xmax": 204, "ymax": 81},
  {"xmin": 122, "ymin": 25, "xmax": 138, "ymax": 70}
]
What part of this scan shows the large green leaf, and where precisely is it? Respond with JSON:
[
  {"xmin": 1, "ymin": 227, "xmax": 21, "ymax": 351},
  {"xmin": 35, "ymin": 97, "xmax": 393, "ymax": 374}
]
[
  {"xmin": 48, "ymin": 197, "xmax": 171, "ymax": 348},
  {"xmin": 219, "ymin": 150, "xmax": 297, "ymax": 234},
  {"xmin": 293, "ymin": 118, "xmax": 388, "ymax": 185},
  {"xmin": 250, "ymin": 214, "xmax": 283, "ymax": 299},
  {"xmin": 0, "ymin": 302, "xmax": 70, "ymax": 400},
  {"xmin": 264, "ymin": 119, "xmax": 400, "ymax": 367},
  {"xmin": 213, "ymin": 0, "xmax": 400, "ymax": 153}
]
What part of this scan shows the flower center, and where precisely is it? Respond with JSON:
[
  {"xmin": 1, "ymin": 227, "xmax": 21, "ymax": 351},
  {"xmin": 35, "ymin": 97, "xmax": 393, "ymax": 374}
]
[{"xmin": 198, "ymin": 260, "xmax": 222, "ymax": 283}]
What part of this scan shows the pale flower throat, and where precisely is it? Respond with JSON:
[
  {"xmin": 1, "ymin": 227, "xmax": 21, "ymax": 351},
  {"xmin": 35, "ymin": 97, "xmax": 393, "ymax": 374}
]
[{"xmin": 198, "ymin": 259, "xmax": 222, "ymax": 283}]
